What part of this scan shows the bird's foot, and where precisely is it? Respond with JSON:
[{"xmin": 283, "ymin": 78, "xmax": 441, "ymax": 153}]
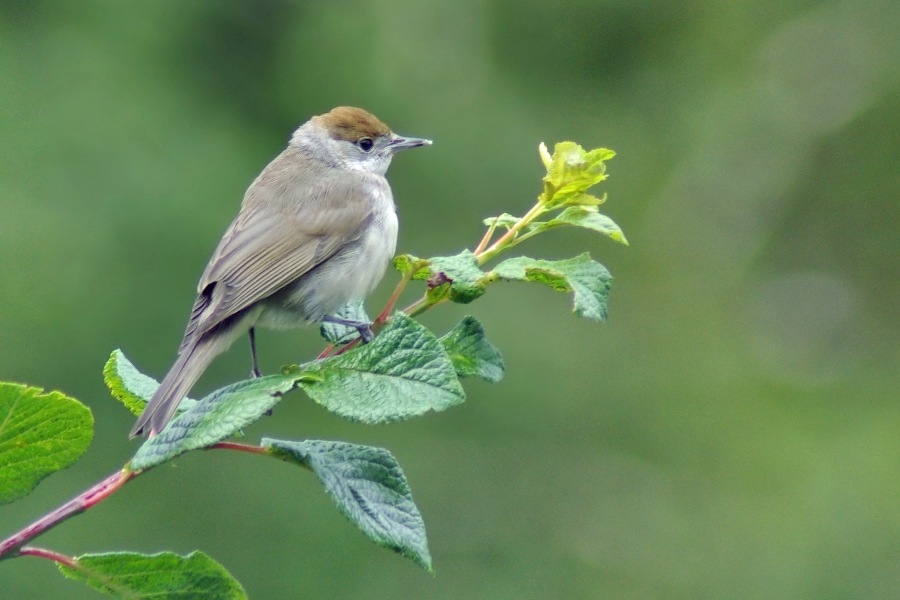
[{"xmin": 321, "ymin": 315, "xmax": 375, "ymax": 343}]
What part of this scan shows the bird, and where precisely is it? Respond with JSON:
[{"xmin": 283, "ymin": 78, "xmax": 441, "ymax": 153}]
[{"xmin": 130, "ymin": 106, "xmax": 431, "ymax": 438}]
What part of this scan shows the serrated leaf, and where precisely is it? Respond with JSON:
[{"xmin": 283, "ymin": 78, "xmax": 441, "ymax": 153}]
[
  {"xmin": 399, "ymin": 251, "xmax": 487, "ymax": 305},
  {"xmin": 0, "ymin": 383, "xmax": 93, "ymax": 504},
  {"xmin": 264, "ymin": 438, "xmax": 432, "ymax": 571},
  {"xmin": 492, "ymin": 253, "xmax": 612, "ymax": 321},
  {"xmin": 542, "ymin": 142, "xmax": 615, "ymax": 208},
  {"xmin": 300, "ymin": 312, "xmax": 465, "ymax": 423},
  {"xmin": 530, "ymin": 206, "xmax": 628, "ymax": 245},
  {"xmin": 481, "ymin": 213, "xmax": 520, "ymax": 230},
  {"xmin": 426, "ymin": 250, "xmax": 487, "ymax": 304},
  {"xmin": 104, "ymin": 350, "xmax": 197, "ymax": 417},
  {"xmin": 131, "ymin": 373, "xmax": 299, "ymax": 471},
  {"xmin": 392, "ymin": 254, "xmax": 429, "ymax": 278},
  {"xmin": 58, "ymin": 550, "xmax": 246, "ymax": 599},
  {"xmin": 320, "ymin": 299, "xmax": 371, "ymax": 345},
  {"xmin": 552, "ymin": 206, "xmax": 628, "ymax": 244},
  {"xmin": 559, "ymin": 192, "xmax": 607, "ymax": 207},
  {"xmin": 439, "ymin": 317, "xmax": 504, "ymax": 382}
]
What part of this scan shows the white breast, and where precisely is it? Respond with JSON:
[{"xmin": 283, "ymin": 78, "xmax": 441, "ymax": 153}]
[{"xmin": 256, "ymin": 184, "xmax": 399, "ymax": 329}]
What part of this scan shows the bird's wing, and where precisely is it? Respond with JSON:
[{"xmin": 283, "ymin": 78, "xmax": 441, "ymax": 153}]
[{"xmin": 179, "ymin": 168, "xmax": 386, "ymax": 350}]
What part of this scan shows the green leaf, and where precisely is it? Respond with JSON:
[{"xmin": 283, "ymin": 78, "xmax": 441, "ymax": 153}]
[
  {"xmin": 424, "ymin": 275, "xmax": 452, "ymax": 304},
  {"xmin": 264, "ymin": 438, "xmax": 432, "ymax": 571},
  {"xmin": 538, "ymin": 141, "xmax": 552, "ymax": 169},
  {"xmin": 0, "ymin": 383, "xmax": 93, "ymax": 504},
  {"xmin": 320, "ymin": 299, "xmax": 371, "ymax": 345},
  {"xmin": 530, "ymin": 206, "xmax": 629, "ymax": 245},
  {"xmin": 439, "ymin": 317, "xmax": 505, "ymax": 382},
  {"xmin": 397, "ymin": 251, "xmax": 488, "ymax": 304},
  {"xmin": 542, "ymin": 142, "xmax": 616, "ymax": 208},
  {"xmin": 59, "ymin": 551, "xmax": 246, "ymax": 599},
  {"xmin": 492, "ymin": 253, "xmax": 613, "ymax": 322},
  {"xmin": 425, "ymin": 250, "xmax": 488, "ymax": 304},
  {"xmin": 300, "ymin": 312, "xmax": 465, "ymax": 423},
  {"xmin": 481, "ymin": 213, "xmax": 520, "ymax": 230},
  {"xmin": 131, "ymin": 373, "xmax": 299, "ymax": 471},
  {"xmin": 104, "ymin": 349, "xmax": 197, "ymax": 417},
  {"xmin": 392, "ymin": 253, "xmax": 429, "ymax": 278}
]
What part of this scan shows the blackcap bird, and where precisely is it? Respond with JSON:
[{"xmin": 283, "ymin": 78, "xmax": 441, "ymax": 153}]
[{"xmin": 130, "ymin": 107, "xmax": 431, "ymax": 438}]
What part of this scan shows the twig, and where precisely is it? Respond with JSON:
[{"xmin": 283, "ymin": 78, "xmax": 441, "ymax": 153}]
[{"xmin": 0, "ymin": 469, "xmax": 134, "ymax": 560}]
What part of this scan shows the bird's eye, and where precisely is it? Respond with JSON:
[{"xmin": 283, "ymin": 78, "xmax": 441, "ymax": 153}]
[{"xmin": 357, "ymin": 138, "xmax": 374, "ymax": 153}]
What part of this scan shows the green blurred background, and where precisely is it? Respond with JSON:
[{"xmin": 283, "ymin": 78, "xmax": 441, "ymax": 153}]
[{"xmin": 2, "ymin": 1, "xmax": 898, "ymax": 598}]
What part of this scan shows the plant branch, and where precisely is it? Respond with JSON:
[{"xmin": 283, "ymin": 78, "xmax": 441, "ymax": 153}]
[
  {"xmin": 475, "ymin": 201, "xmax": 546, "ymax": 265},
  {"xmin": 474, "ymin": 216, "xmax": 500, "ymax": 254},
  {"xmin": 317, "ymin": 270, "xmax": 415, "ymax": 360},
  {"xmin": 401, "ymin": 295, "xmax": 449, "ymax": 319},
  {"xmin": 0, "ymin": 468, "xmax": 134, "ymax": 561},
  {"xmin": 376, "ymin": 269, "xmax": 413, "ymax": 324}
]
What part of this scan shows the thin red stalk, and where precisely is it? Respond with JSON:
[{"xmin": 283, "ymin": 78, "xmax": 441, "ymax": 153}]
[
  {"xmin": 316, "ymin": 273, "xmax": 412, "ymax": 360},
  {"xmin": 376, "ymin": 271, "xmax": 412, "ymax": 324},
  {"xmin": 476, "ymin": 202, "xmax": 545, "ymax": 265},
  {"xmin": 401, "ymin": 294, "xmax": 450, "ymax": 319},
  {"xmin": 23, "ymin": 544, "xmax": 137, "ymax": 597},
  {"xmin": 211, "ymin": 441, "xmax": 268, "ymax": 455},
  {"xmin": 317, "ymin": 335, "xmax": 362, "ymax": 359},
  {"xmin": 18, "ymin": 546, "xmax": 77, "ymax": 568},
  {"xmin": 474, "ymin": 218, "xmax": 499, "ymax": 255},
  {"xmin": 334, "ymin": 338, "xmax": 362, "ymax": 356},
  {"xmin": 0, "ymin": 468, "xmax": 133, "ymax": 560}
]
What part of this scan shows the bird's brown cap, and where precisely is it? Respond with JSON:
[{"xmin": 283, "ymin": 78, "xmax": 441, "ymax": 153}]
[{"xmin": 311, "ymin": 106, "xmax": 391, "ymax": 142}]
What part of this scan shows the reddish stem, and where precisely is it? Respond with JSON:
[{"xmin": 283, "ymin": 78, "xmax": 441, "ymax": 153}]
[
  {"xmin": 0, "ymin": 469, "xmax": 134, "ymax": 560},
  {"xmin": 376, "ymin": 271, "xmax": 412, "ymax": 324},
  {"xmin": 211, "ymin": 441, "xmax": 268, "ymax": 455},
  {"xmin": 316, "ymin": 265, "xmax": 420, "ymax": 360},
  {"xmin": 474, "ymin": 218, "xmax": 499, "ymax": 254},
  {"xmin": 18, "ymin": 546, "xmax": 77, "ymax": 568}
]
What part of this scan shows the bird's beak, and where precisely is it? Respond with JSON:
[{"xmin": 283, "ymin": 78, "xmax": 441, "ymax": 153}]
[{"xmin": 389, "ymin": 134, "xmax": 432, "ymax": 151}]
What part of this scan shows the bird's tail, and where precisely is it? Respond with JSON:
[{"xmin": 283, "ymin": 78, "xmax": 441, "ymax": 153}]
[{"xmin": 129, "ymin": 334, "xmax": 226, "ymax": 438}]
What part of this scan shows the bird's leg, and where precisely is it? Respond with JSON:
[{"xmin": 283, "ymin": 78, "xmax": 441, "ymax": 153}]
[
  {"xmin": 248, "ymin": 327, "xmax": 262, "ymax": 378},
  {"xmin": 248, "ymin": 327, "xmax": 274, "ymax": 416},
  {"xmin": 321, "ymin": 315, "xmax": 375, "ymax": 343}
]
